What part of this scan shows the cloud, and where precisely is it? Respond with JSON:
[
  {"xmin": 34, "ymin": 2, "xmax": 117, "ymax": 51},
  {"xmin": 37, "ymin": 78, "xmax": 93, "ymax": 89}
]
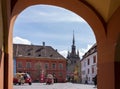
[
  {"xmin": 13, "ymin": 37, "xmax": 93, "ymax": 59},
  {"xmin": 13, "ymin": 36, "xmax": 31, "ymax": 45},
  {"xmin": 59, "ymin": 50, "xmax": 68, "ymax": 58},
  {"xmin": 79, "ymin": 44, "xmax": 93, "ymax": 58},
  {"xmin": 59, "ymin": 44, "xmax": 93, "ymax": 58},
  {"xmin": 16, "ymin": 5, "xmax": 86, "ymax": 23}
]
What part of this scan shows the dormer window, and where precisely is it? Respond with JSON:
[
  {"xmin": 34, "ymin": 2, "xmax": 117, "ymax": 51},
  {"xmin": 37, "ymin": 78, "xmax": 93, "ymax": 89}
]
[
  {"xmin": 50, "ymin": 54, "xmax": 53, "ymax": 57},
  {"xmin": 38, "ymin": 54, "xmax": 41, "ymax": 57},
  {"xmin": 28, "ymin": 53, "xmax": 31, "ymax": 56}
]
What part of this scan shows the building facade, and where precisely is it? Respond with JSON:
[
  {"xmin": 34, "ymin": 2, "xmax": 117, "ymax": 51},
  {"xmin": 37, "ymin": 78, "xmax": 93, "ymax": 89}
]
[
  {"xmin": 66, "ymin": 32, "xmax": 81, "ymax": 83},
  {"xmin": 13, "ymin": 43, "xmax": 67, "ymax": 83},
  {"xmin": 81, "ymin": 44, "xmax": 97, "ymax": 84}
]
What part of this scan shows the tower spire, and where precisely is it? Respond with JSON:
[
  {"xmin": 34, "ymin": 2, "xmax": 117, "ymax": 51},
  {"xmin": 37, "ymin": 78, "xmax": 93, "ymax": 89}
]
[
  {"xmin": 71, "ymin": 30, "xmax": 76, "ymax": 56},
  {"xmin": 73, "ymin": 30, "xmax": 75, "ymax": 46}
]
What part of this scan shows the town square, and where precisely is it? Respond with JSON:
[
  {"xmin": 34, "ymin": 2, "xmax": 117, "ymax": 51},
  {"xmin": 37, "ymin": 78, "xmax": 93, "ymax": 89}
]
[
  {"xmin": 0, "ymin": 0, "xmax": 120, "ymax": 89},
  {"xmin": 13, "ymin": 83, "xmax": 97, "ymax": 89}
]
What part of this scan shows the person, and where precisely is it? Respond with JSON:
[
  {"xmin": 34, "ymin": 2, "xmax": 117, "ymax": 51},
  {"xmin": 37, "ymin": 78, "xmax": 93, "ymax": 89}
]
[
  {"xmin": 23, "ymin": 73, "xmax": 27, "ymax": 80},
  {"xmin": 54, "ymin": 77, "xmax": 57, "ymax": 83},
  {"xmin": 93, "ymin": 75, "xmax": 97, "ymax": 87},
  {"xmin": 85, "ymin": 75, "xmax": 88, "ymax": 84},
  {"xmin": 46, "ymin": 74, "xmax": 54, "ymax": 84}
]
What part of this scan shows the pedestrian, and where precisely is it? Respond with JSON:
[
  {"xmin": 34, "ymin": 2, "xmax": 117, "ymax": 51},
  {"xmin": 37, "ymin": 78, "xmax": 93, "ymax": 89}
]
[
  {"xmin": 85, "ymin": 76, "xmax": 88, "ymax": 84},
  {"xmin": 93, "ymin": 75, "xmax": 97, "ymax": 87}
]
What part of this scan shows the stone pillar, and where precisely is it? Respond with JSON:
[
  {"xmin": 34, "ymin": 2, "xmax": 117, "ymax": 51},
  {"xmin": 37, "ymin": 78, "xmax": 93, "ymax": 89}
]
[{"xmin": 0, "ymin": 0, "xmax": 4, "ymax": 89}]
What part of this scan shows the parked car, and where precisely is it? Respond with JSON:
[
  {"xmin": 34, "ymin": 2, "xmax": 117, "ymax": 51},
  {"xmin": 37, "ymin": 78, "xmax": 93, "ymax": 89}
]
[
  {"xmin": 46, "ymin": 74, "xmax": 54, "ymax": 85},
  {"xmin": 13, "ymin": 73, "xmax": 32, "ymax": 85}
]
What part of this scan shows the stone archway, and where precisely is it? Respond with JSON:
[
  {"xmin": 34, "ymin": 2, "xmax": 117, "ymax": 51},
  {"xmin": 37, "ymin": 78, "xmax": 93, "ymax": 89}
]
[
  {"xmin": 107, "ymin": 7, "xmax": 120, "ymax": 89},
  {"xmin": 115, "ymin": 34, "xmax": 120, "ymax": 89},
  {"xmin": 3, "ymin": 0, "xmax": 119, "ymax": 89}
]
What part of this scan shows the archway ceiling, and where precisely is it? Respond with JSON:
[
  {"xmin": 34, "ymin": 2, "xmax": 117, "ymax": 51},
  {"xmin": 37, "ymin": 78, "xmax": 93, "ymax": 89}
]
[
  {"xmin": 86, "ymin": 0, "xmax": 120, "ymax": 22},
  {"xmin": 11, "ymin": 0, "xmax": 120, "ymax": 22}
]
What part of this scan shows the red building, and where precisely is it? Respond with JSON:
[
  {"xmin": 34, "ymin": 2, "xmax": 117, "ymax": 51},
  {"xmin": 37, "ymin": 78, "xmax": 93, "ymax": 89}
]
[{"xmin": 13, "ymin": 43, "xmax": 67, "ymax": 83}]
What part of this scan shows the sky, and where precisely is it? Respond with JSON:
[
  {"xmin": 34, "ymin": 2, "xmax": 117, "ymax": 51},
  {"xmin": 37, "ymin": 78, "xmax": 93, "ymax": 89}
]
[{"xmin": 13, "ymin": 5, "xmax": 96, "ymax": 58}]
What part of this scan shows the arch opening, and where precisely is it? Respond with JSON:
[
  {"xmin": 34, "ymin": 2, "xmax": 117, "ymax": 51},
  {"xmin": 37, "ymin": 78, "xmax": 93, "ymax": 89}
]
[
  {"xmin": 12, "ymin": 4, "xmax": 96, "ymax": 88},
  {"xmin": 8, "ymin": 0, "xmax": 108, "ymax": 89}
]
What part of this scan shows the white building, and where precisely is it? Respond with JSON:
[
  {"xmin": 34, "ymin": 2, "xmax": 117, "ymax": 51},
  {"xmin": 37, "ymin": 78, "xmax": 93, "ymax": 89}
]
[{"xmin": 81, "ymin": 44, "xmax": 97, "ymax": 84}]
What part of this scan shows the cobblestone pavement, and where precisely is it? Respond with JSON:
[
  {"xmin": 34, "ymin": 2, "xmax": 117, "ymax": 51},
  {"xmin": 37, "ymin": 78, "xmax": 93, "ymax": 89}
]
[{"xmin": 13, "ymin": 83, "xmax": 97, "ymax": 89}]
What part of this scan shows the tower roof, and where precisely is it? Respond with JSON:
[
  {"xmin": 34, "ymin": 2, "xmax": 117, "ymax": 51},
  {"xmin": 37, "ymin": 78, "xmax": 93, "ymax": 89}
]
[{"xmin": 67, "ymin": 31, "xmax": 80, "ymax": 60}]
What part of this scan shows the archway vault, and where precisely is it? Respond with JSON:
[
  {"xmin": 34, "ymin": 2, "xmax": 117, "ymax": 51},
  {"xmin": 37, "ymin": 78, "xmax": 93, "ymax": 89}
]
[{"xmin": 1, "ymin": 0, "xmax": 120, "ymax": 89}]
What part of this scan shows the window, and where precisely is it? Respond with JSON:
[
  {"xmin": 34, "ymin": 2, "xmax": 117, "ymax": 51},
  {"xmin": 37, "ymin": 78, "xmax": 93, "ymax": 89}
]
[
  {"xmin": 52, "ymin": 63, "xmax": 56, "ymax": 69},
  {"xmin": 45, "ymin": 63, "xmax": 49, "ymax": 69},
  {"xmin": 28, "ymin": 53, "xmax": 31, "ymax": 56},
  {"xmin": 92, "ymin": 67, "xmax": 94, "ymax": 74},
  {"xmin": 38, "ymin": 54, "xmax": 41, "ymax": 57},
  {"xmin": 88, "ymin": 68, "xmax": 90, "ymax": 74},
  {"xmin": 93, "ymin": 56, "xmax": 96, "ymax": 63},
  {"xmin": 71, "ymin": 60, "xmax": 73, "ymax": 64},
  {"xmin": 84, "ymin": 61, "xmax": 86, "ymax": 67},
  {"xmin": 74, "ymin": 61, "xmax": 76, "ymax": 63},
  {"xmin": 26, "ymin": 62, "xmax": 31, "ymax": 68},
  {"xmin": 17, "ymin": 62, "xmax": 22, "ymax": 68},
  {"xmin": 88, "ymin": 58, "xmax": 90, "ymax": 65},
  {"xmin": 59, "ymin": 63, "xmax": 63, "ymax": 70},
  {"xmin": 50, "ymin": 54, "xmax": 53, "ymax": 57}
]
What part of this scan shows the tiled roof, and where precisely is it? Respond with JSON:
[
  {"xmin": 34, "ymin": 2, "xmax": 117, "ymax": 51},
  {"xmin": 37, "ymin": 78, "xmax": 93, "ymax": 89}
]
[
  {"xmin": 13, "ymin": 44, "xmax": 65, "ymax": 59},
  {"xmin": 82, "ymin": 43, "xmax": 97, "ymax": 59}
]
